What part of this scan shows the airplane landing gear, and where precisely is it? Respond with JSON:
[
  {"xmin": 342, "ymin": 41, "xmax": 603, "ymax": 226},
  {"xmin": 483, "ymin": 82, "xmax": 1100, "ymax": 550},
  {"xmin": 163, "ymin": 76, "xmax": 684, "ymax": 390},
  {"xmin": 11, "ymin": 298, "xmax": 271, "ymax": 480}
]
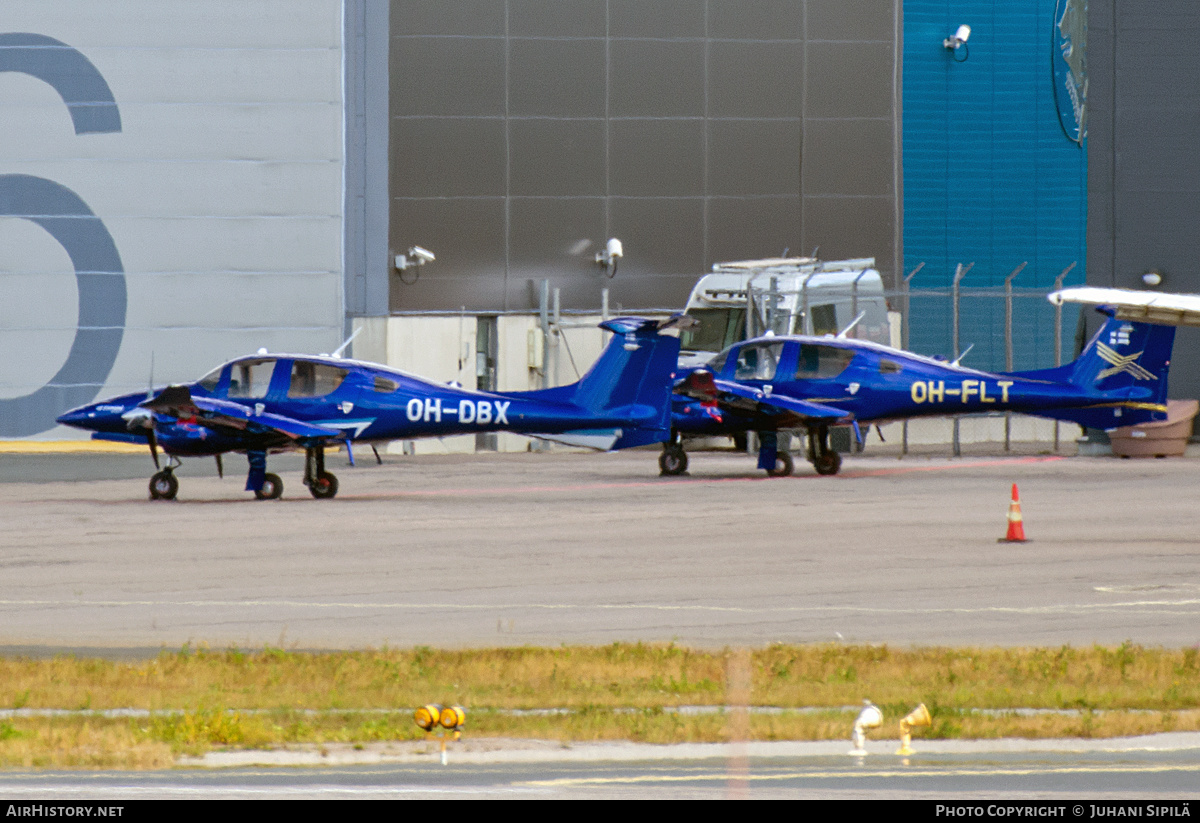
[
  {"xmin": 149, "ymin": 469, "xmax": 178, "ymax": 500},
  {"xmin": 304, "ymin": 446, "xmax": 339, "ymax": 499},
  {"xmin": 766, "ymin": 451, "xmax": 794, "ymax": 477},
  {"xmin": 309, "ymin": 471, "xmax": 338, "ymax": 499},
  {"xmin": 807, "ymin": 425, "xmax": 843, "ymax": 476},
  {"xmin": 756, "ymin": 431, "xmax": 794, "ymax": 477},
  {"xmin": 149, "ymin": 456, "xmax": 183, "ymax": 500},
  {"xmin": 659, "ymin": 444, "xmax": 688, "ymax": 476},
  {"xmin": 255, "ymin": 473, "xmax": 284, "ymax": 500},
  {"xmin": 813, "ymin": 450, "xmax": 842, "ymax": 476},
  {"xmin": 245, "ymin": 449, "xmax": 281, "ymax": 499}
]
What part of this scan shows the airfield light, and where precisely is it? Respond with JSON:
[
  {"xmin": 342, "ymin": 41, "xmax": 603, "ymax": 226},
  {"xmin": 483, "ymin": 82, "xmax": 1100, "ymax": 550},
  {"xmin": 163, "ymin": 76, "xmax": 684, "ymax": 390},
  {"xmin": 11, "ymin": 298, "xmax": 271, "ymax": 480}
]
[
  {"xmin": 896, "ymin": 703, "xmax": 932, "ymax": 755},
  {"xmin": 439, "ymin": 705, "xmax": 467, "ymax": 739},
  {"xmin": 849, "ymin": 700, "xmax": 883, "ymax": 755},
  {"xmin": 415, "ymin": 703, "xmax": 466, "ymax": 764},
  {"xmin": 414, "ymin": 704, "xmax": 443, "ymax": 732}
]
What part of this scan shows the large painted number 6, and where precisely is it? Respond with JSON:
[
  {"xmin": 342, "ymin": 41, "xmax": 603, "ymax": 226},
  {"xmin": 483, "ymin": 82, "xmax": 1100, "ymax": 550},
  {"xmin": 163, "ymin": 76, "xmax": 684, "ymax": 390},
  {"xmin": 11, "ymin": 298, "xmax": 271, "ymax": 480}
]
[{"xmin": 0, "ymin": 33, "xmax": 126, "ymax": 437}]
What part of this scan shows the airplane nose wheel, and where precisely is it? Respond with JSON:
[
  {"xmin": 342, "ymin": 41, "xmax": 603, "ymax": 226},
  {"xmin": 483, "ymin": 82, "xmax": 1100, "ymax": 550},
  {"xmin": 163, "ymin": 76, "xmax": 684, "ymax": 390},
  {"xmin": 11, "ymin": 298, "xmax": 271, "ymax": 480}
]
[
  {"xmin": 148, "ymin": 469, "xmax": 178, "ymax": 500},
  {"xmin": 807, "ymin": 425, "xmax": 843, "ymax": 476},
  {"xmin": 659, "ymin": 445, "xmax": 688, "ymax": 476},
  {"xmin": 303, "ymin": 446, "xmax": 338, "ymax": 499},
  {"xmin": 254, "ymin": 473, "xmax": 284, "ymax": 500},
  {"xmin": 308, "ymin": 471, "xmax": 339, "ymax": 499}
]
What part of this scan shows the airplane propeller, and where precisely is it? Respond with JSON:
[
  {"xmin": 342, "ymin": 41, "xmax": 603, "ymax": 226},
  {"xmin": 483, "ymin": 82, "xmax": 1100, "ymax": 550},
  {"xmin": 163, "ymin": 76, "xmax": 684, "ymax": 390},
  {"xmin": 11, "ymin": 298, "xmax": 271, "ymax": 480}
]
[
  {"xmin": 119, "ymin": 406, "xmax": 160, "ymax": 469},
  {"xmin": 148, "ymin": 426, "xmax": 160, "ymax": 469},
  {"xmin": 144, "ymin": 354, "xmax": 160, "ymax": 469}
]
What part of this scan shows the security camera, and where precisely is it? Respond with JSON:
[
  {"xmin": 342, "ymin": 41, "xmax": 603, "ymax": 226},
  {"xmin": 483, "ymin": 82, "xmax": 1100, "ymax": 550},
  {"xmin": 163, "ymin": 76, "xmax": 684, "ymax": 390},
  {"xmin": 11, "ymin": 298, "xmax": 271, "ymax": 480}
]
[
  {"xmin": 944, "ymin": 24, "xmax": 971, "ymax": 49},
  {"xmin": 605, "ymin": 238, "xmax": 623, "ymax": 260},
  {"xmin": 395, "ymin": 245, "xmax": 436, "ymax": 273}
]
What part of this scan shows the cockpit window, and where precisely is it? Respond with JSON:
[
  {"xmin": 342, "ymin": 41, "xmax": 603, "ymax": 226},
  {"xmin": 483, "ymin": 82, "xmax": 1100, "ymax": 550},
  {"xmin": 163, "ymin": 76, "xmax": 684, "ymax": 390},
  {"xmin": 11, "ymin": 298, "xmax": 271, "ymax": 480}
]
[
  {"xmin": 197, "ymin": 366, "xmax": 225, "ymax": 393},
  {"xmin": 288, "ymin": 362, "xmax": 349, "ymax": 398},
  {"xmin": 795, "ymin": 345, "xmax": 855, "ymax": 379},
  {"xmin": 708, "ymin": 346, "xmax": 735, "ymax": 373},
  {"xmin": 228, "ymin": 359, "xmax": 276, "ymax": 399},
  {"xmin": 734, "ymin": 342, "xmax": 784, "ymax": 381}
]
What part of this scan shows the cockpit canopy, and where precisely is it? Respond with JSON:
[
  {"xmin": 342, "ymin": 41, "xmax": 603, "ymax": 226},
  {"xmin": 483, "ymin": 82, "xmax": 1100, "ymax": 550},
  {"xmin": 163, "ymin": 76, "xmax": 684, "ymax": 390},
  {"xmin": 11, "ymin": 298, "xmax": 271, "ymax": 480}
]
[
  {"xmin": 711, "ymin": 340, "xmax": 858, "ymax": 382},
  {"xmin": 195, "ymin": 358, "xmax": 350, "ymax": 400}
]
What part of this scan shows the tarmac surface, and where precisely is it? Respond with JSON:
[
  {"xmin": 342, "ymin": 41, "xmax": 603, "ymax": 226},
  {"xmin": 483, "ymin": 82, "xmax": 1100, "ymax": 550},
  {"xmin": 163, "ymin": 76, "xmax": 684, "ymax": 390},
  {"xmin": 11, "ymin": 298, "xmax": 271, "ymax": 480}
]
[
  {"xmin": 1, "ymin": 739, "xmax": 1199, "ymax": 799},
  {"xmin": 1, "ymin": 447, "xmax": 1198, "ymax": 652}
]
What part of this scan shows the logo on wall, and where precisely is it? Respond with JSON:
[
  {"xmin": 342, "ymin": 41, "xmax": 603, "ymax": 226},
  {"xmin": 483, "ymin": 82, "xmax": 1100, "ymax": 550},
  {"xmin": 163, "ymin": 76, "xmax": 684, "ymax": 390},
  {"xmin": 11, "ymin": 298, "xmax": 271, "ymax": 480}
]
[
  {"xmin": 0, "ymin": 33, "xmax": 126, "ymax": 437},
  {"xmin": 1053, "ymin": 0, "xmax": 1087, "ymax": 144}
]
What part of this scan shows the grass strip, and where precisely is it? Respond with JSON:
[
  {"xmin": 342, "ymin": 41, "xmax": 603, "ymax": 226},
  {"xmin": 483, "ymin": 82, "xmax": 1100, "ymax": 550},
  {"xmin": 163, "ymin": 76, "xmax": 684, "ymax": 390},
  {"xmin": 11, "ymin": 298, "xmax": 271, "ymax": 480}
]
[{"xmin": 0, "ymin": 641, "xmax": 1197, "ymax": 768}]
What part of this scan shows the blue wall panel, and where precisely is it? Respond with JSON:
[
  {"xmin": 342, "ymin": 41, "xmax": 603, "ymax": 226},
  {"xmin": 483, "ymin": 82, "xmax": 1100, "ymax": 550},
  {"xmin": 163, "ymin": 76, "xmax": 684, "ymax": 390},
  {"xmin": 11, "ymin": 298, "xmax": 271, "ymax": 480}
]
[{"xmin": 904, "ymin": 1, "xmax": 1086, "ymax": 371}]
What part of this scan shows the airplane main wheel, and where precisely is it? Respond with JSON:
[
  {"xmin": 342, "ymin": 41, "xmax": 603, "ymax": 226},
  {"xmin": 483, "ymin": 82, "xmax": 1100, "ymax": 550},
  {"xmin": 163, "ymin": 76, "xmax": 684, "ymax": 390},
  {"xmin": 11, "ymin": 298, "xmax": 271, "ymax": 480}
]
[
  {"xmin": 659, "ymin": 447, "xmax": 688, "ymax": 476},
  {"xmin": 309, "ymin": 471, "xmax": 339, "ymax": 500},
  {"xmin": 149, "ymin": 471, "xmax": 178, "ymax": 501},
  {"xmin": 813, "ymin": 451, "xmax": 842, "ymax": 476},
  {"xmin": 766, "ymin": 451, "xmax": 794, "ymax": 477},
  {"xmin": 255, "ymin": 473, "xmax": 284, "ymax": 500}
]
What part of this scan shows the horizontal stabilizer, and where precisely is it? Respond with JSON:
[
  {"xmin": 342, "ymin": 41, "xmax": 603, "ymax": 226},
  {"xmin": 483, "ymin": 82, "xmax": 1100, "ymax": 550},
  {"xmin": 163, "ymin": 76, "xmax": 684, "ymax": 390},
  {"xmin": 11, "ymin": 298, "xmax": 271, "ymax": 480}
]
[
  {"xmin": 1050, "ymin": 287, "xmax": 1200, "ymax": 327},
  {"xmin": 599, "ymin": 314, "xmax": 694, "ymax": 336}
]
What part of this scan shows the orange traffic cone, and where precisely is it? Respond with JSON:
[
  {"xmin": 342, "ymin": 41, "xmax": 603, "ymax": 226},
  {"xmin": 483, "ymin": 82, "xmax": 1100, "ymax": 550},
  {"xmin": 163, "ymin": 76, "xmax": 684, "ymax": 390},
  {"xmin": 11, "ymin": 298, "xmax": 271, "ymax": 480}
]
[{"xmin": 1001, "ymin": 483, "xmax": 1027, "ymax": 542}]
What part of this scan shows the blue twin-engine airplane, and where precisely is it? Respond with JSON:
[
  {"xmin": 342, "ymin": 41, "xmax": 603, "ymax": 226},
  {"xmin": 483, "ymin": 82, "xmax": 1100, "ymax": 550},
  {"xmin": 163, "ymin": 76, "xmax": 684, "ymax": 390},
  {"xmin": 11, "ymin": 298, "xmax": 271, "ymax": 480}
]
[
  {"xmin": 660, "ymin": 289, "xmax": 1178, "ymax": 477},
  {"xmin": 56, "ymin": 317, "xmax": 686, "ymax": 500}
]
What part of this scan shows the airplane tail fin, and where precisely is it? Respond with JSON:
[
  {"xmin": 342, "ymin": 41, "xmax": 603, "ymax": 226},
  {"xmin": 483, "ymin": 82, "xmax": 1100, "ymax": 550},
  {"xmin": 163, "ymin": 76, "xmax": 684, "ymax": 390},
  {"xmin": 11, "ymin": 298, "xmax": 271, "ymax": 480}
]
[
  {"xmin": 524, "ymin": 316, "xmax": 687, "ymax": 450},
  {"xmin": 1069, "ymin": 311, "xmax": 1175, "ymax": 394},
  {"xmin": 1017, "ymin": 310, "xmax": 1175, "ymax": 429}
]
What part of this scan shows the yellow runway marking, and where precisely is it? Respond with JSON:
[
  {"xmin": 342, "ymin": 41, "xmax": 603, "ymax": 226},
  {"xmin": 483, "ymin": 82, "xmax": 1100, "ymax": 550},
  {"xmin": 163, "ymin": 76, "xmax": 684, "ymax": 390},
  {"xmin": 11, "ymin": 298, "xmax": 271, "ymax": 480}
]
[{"xmin": 524, "ymin": 761, "xmax": 1200, "ymax": 788}]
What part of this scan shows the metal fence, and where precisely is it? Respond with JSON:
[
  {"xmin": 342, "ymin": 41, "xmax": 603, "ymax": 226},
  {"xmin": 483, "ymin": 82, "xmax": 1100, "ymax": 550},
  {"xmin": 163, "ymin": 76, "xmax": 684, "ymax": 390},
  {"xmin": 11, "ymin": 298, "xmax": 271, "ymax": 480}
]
[{"xmin": 898, "ymin": 261, "xmax": 1081, "ymax": 373}]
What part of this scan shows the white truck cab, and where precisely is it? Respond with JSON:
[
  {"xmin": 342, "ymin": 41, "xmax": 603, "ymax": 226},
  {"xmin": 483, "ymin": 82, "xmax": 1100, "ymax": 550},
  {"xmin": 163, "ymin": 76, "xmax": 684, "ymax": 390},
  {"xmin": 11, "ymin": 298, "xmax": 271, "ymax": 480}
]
[{"xmin": 679, "ymin": 256, "xmax": 893, "ymax": 366}]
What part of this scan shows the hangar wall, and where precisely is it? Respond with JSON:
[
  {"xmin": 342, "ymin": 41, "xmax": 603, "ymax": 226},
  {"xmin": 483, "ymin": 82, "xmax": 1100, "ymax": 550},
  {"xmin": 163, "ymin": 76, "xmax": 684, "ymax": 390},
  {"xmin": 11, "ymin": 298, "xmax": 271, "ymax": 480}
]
[
  {"xmin": 386, "ymin": 0, "xmax": 903, "ymax": 315},
  {"xmin": 902, "ymin": 0, "xmax": 1088, "ymax": 372},
  {"xmin": 1087, "ymin": 0, "xmax": 1200, "ymax": 401},
  {"xmin": 0, "ymin": 0, "xmax": 345, "ymax": 439}
]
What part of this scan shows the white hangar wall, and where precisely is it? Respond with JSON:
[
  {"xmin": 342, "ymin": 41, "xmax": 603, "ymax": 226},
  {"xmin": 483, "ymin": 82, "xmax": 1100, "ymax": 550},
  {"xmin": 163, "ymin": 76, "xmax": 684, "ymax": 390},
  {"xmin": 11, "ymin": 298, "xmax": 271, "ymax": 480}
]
[{"xmin": 0, "ymin": 0, "xmax": 345, "ymax": 439}]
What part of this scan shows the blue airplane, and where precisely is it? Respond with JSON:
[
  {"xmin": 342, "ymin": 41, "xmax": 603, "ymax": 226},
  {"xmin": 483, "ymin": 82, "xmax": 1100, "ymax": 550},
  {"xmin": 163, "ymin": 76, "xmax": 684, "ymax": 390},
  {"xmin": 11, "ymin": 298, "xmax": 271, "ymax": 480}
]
[
  {"xmin": 659, "ymin": 293, "xmax": 1176, "ymax": 477},
  {"xmin": 56, "ymin": 316, "xmax": 686, "ymax": 500}
]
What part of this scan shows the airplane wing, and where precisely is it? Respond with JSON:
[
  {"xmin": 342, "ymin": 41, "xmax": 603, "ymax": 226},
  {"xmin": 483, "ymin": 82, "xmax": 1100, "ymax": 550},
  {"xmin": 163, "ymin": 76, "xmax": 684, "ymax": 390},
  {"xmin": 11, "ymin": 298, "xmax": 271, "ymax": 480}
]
[
  {"xmin": 678, "ymin": 370, "xmax": 852, "ymax": 428},
  {"xmin": 1049, "ymin": 287, "xmax": 1200, "ymax": 327},
  {"xmin": 141, "ymin": 385, "xmax": 340, "ymax": 442}
]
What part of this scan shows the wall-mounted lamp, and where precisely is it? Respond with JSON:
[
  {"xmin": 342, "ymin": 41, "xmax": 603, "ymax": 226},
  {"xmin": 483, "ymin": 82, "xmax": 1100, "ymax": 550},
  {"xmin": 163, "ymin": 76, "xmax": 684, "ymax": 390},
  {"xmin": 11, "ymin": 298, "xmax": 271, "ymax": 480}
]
[
  {"xmin": 1142, "ymin": 270, "xmax": 1163, "ymax": 287},
  {"xmin": 943, "ymin": 24, "xmax": 971, "ymax": 61},
  {"xmin": 594, "ymin": 237, "xmax": 623, "ymax": 279},
  {"xmin": 394, "ymin": 245, "xmax": 435, "ymax": 284}
]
